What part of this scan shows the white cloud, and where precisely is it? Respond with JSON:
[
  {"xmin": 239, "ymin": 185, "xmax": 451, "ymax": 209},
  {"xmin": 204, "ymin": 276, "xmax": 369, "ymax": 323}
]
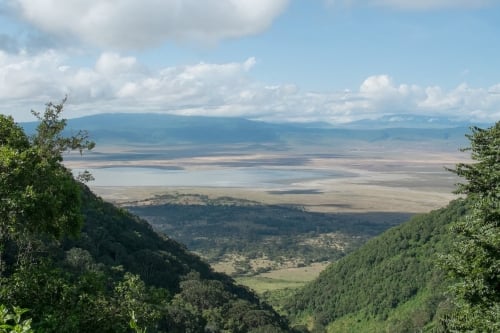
[
  {"xmin": 360, "ymin": 75, "xmax": 394, "ymax": 95},
  {"xmin": 0, "ymin": 50, "xmax": 66, "ymax": 99},
  {"xmin": 11, "ymin": 0, "xmax": 289, "ymax": 49},
  {"xmin": 95, "ymin": 53, "xmax": 140, "ymax": 77},
  {"xmin": 1, "ymin": 50, "xmax": 499, "ymax": 124}
]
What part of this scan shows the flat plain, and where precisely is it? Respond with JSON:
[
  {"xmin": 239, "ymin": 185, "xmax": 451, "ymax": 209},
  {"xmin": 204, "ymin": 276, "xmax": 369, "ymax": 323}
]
[
  {"xmin": 64, "ymin": 138, "xmax": 466, "ymax": 293},
  {"xmin": 68, "ymin": 140, "xmax": 463, "ymax": 213}
]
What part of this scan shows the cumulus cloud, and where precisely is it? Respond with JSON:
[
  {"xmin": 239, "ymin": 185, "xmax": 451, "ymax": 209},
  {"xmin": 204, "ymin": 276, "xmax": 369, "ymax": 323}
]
[
  {"xmin": 10, "ymin": 0, "xmax": 289, "ymax": 49},
  {"xmin": 1, "ymin": 51, "xmax": 499, "ymax": 124}
]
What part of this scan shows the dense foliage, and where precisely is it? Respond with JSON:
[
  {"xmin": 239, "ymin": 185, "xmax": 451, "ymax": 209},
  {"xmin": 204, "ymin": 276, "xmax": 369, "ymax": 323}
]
[
  {"xmin": 442, "ymin": 122, "xmax": 500, "ymax": 331},
  {"xmin": 0, "ymin": 102, "xmax": 293, "ymax": 332},
  {"xmin": 0, "ymin": 101, "xmax": 93, "ymax": 261},
  {"xmin": 285, "ymin": 200, "xmax": 467, "ymax": 332},
  {"xmin": 284, "ymin": 122, "xmax": 500, "ymax": 332}
]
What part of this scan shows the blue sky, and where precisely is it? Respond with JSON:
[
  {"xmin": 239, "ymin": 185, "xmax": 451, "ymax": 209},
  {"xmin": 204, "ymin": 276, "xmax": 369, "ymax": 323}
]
[{"xmin": 1, "ymin": 0, "xmax": 499, "ymax": 124}]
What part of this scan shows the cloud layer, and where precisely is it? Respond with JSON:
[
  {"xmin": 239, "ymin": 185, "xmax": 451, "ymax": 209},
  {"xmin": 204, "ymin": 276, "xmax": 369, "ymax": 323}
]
[
  {"xmin": 1, "ymin": 51, "xmax": 499, "ymax": 124},
  {"xmin": 10, "ymin": 0, "xmax": 289, "ymax": 49},
  {"xmin": 2, "ymin": 1, "xmax": 498, "ymax": 124}
]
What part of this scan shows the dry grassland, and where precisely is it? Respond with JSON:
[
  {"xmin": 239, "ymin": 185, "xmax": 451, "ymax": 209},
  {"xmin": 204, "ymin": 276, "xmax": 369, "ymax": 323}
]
[
  {"xmin": 236, "ymin": 263, "xmax": 330, "ymax": 293},
  {"xmin": 85, "ymin": 149, "xmax": 462, "ymax": 214},
  {"xmin": 66, "ymin": 144, "xmax": 466, "ymax": 293}
]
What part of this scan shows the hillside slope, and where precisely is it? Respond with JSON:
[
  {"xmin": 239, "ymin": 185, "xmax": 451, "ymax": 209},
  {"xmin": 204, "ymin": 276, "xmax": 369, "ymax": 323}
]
[
  {"xmin": 285, "ymin": 200, "xmax": 467, "ymax": 332},
  {"xmin": 1, "ymin": 107, "xmax": 293, "ymax": 332},
  {"xmin": 1, "ymin": 185, "xmax": 293, "ymax": 332}
]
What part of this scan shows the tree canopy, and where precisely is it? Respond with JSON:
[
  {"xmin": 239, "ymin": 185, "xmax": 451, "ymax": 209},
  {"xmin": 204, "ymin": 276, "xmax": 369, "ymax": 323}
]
[
  {"xmin": 0, "ymin": 99, "xmax": 94, "ymax": 251},
  {"xmin": 443, "ymin": 121, "xmax": 500, "ymax": 331},
  {"xmin": 0, "ymin": 100, "xmax": 294, "ymax": 332}
]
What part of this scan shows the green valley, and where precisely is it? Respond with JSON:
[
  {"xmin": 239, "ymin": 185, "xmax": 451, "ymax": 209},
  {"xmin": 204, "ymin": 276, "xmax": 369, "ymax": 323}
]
[
  {"xmin": 3, "ymin": 106, "xmax": 498, "ymax": 332},
  {"xmin": 4, "ymin": 1, "xmax": 500, "ymax": 331},
  {"xmin": 124, "ymin": 193, "xmax": 411, "ymax": 284}
]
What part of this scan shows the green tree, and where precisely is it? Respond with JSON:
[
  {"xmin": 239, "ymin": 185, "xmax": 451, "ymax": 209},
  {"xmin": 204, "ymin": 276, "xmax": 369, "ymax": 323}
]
[
  {"xmin": 0, "ymin": 98, "xmax": 94, "ymax": 272},
  {"xmin": 443, "ymin": 122, "xmax": 500, "ymax": 331},
  {"xmin": 0, "ymin": 304, "xmax": 33, "ymax": 333}
]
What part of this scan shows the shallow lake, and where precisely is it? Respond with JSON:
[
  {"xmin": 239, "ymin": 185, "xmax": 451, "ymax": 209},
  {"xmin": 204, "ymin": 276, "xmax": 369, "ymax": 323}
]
[{"xmin": 73, "ymin": 166, "xmax": 350, "ymax": 188}]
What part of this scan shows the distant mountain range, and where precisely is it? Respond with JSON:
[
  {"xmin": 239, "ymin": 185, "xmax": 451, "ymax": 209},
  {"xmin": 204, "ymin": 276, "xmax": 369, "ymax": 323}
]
[
  {"xmin": 21, "ymin": 112, "xmax": 486, "ymax": 147},
  {"xmin": 343, "ymin": 114, "xmax": 489, "ymax": 129}
]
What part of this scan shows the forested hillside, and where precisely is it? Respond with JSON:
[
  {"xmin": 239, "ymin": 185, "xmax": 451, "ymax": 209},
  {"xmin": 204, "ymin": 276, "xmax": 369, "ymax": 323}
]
[
  {"xmin": 285, "ymin": 200, "xmax": 467, "ymax": 332},
  {"xmin": 2, "ymin": 186, "xmax": 294, "ymax": 332},
  {"xmin": 284, "ymin": 121, "xmax": 499, "ymax": 333},
  {"xmin": 0, "ymin": 102, "xmax": 294, "ymax": 332}
]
